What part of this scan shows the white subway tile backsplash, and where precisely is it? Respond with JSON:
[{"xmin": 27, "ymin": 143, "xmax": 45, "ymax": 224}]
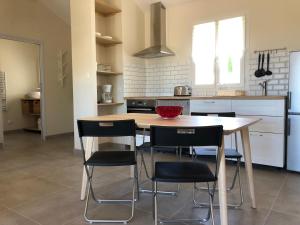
[
  {"xmin": 274, "ymin": 62, "xmax": 286, "ymax": 68},
  {"xmin": 273, "ymin": 74, "xmax": 286, "ymax": 79},
  {"xmin": 124, "ymin": 50, "xmax": 290, "ymax": 97},
  {"xmin": 279, "ymin": 68, "xmax": 289, "ymax": 73},
  {"xmin": 124, "ymin": 62, "xmax": 191, "ymax": 97},
  {"xmin": 247, "ymin": 50, "xmax": 289, "ymax": 96}
]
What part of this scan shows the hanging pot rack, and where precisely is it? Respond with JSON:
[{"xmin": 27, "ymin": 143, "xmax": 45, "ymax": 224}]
[{"xmin": 254, "ymin": 47, "xmax": 287, "ymax": 54}]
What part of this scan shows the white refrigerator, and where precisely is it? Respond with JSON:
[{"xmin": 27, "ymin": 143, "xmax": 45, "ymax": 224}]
[{"xmin": 287, "ymin": 51, "xmax": 300, "ymax": 171}]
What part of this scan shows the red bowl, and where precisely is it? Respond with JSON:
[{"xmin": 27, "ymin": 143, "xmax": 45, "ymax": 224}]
[{"xmin": 155, "ymin": 106, "xmax": 183, "ymax": 119}]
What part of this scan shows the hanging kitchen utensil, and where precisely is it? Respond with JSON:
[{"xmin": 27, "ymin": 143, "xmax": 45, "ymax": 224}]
[
  {"xmin": 254, "ymin": 53, "xmax": 262, "ymax": 77},
  {"xmin": 266, "ymin": 51, "xmax": 272, "ymax": 76},
  {"xmin": 258, "ymin": 53, "xmax": 266, "ymax": 77}
]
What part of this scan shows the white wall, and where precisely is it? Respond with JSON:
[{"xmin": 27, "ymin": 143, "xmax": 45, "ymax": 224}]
[
  {"xmin": 0, "ymin": 39, "xmax": 39, "ymax": 131},
  {"xmin": 123, "ymin": 0, "xmax": 146, "ymax": 97},
  {"xmin": 0, "ymin": 0, "xmax": 73, "ymax": 136},
  {"xmin": 70, "ymin": 0, "xmax": 145, "ymax": 149},
  {"xmin": 70, "ymin": 0, "xmax": 97, "ymax": 149},
  {"xmin": 144, "ymin": 0, "xmax": 300, "ymax": 59}
]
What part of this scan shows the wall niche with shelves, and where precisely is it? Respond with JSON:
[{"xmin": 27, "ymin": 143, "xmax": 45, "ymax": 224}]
[{"xmin": 95, "ymin": 0, "xmax": 124, "ymax": 115}]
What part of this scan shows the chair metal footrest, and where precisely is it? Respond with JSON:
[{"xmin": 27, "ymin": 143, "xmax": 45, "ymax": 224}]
[
  {"xmin": 196, "ymin": 186, "xmax": 234, "ymax": 192},
  {"xmin": 194, "ymin": 202, "xmax": 243, "ymax": 209},
  {"xmin": 139, "ymin": 188, "xmax": 177, "ymax": 196},
  {"xmin": 84, "ymin": 218, "xmax": 129, "ymax": 224},
  {"xmin": 159, "ymin": 218, "xmax": 209, "ymax": 224},
  {"xmin": 95, "ymin": 199, "xmax": 134, "ymax": 204}
]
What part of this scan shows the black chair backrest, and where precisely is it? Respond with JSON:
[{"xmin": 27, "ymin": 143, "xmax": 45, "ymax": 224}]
[
  {"xmin": 150, "ymin": 125, "xmax": 223, "ymax": 147},
  {"xmin": 77, "ymin": 120, "xmax": 136, "ymax": 138},
  {"xmin": 191, "ymin": 112, "xmax": 236, "ymax": 118}
]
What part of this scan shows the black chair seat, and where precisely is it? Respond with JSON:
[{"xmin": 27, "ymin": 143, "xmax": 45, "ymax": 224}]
[
  {"xmin": 138, "ymin": 142, "xmax": 178, "ymax": 153},
  {"xmin": 194, "ymin": 147, "xmax": 242, "ymax": 159},
  {"xmin": 85, "ymin": 151, "xmax": 136, "ymax": 166},
  {"xmin": 153, "ymin": 161, "xmax": 216, "ymax": 183}
]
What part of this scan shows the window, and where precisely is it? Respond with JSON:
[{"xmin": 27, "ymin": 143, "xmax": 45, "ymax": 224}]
[{"xmin": 192, "ymin": 16, "xmax": 245, "ymax": 86}]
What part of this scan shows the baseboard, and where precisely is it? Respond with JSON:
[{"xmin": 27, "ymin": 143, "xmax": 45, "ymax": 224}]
[
  {"xmin": 45, "ymin": 132, "xmax": 74, "ymax": 139},
  {"xmin": 4, "ymin": 129, "xmax": 24, "ymax": 134}
]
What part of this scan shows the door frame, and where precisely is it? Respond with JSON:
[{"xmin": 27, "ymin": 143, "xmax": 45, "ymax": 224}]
[{"xmin": 0, "ymin": 33, "xmax": 46, "ymax": 141}]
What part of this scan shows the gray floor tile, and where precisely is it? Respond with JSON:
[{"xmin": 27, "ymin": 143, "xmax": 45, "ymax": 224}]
[
  {"xmin": 0, "ymin": 206, "xmax": 39, "ymax": 225},
  {"xmin": 1, "ymin": 131, "xmax": 300, "ymax": 225},
  {"xmin": 265, "ymin": 211, "xmax": 300, "ymax": 225},
  {"xmin": 12, "ymin": 189, "xmax": 85, "ymax": 225}
]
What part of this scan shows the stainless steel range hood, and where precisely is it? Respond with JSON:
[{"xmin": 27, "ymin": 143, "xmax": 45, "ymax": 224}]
[{"xmin": 134, "ymin": 2, "xmax": 175, "ymax": 59}]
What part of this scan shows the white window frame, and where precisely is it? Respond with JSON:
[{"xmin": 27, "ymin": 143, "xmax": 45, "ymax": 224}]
[{"xmin": 192, "ymin": 16, "xmax": 246, "ymax": 89}]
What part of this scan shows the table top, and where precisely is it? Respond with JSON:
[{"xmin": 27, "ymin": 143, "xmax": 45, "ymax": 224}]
[{"xmin": 81, "ymin": 113, "xmax": 260, "ymax": 135}]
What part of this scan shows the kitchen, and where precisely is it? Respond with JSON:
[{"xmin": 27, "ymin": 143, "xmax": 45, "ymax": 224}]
[
  {"xmin": 0, "ymin": 0, "xmax": 300, "ymax": 224},
  {"xmin": 70, "ymin": 0, "xmax": 300, "ymax": 224},
  {"xmin": 123, "ymin": 1, "xmax": 290, "ymax": 170}
]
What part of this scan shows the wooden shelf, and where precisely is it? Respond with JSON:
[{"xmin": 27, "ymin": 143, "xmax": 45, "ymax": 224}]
[
  {"xmin": 97, "ymin": 102, "xmax": 124, "ymax": 106},
  {"xmin": 95, "ymin": 0, "xmax": 121, "ymax": 16},
  {"xmin": 97, "ymin": 71, "xmax": 122, "ymax": 76},
  {"xmin": 96, "ymin": 36, "xmax": 122, "ymax": 46}
]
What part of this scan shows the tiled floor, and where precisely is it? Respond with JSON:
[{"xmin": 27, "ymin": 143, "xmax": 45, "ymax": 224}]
[{"xmin": 0, "ymin": 131, "xmax": 300, "ymax": 225}]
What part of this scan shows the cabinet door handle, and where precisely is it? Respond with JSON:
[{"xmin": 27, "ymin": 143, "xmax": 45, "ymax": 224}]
[
  {"xmin": 204, "ymin": 101, "xmax": 215, "ymax": 104},
  {"xmin": 250, "ymin": 133, "xmax": 263, "ymax": 137},
  {"xmin": 288, "ymin": 91, "xmax": 292, "ymax": 109}
]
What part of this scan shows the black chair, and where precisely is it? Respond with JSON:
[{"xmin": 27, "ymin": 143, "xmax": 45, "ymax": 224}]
[
  {"xmin": 191, "ymin": 112, "xmax": 244, "ymax": 208},
  {"xmin": 150, "ymin": 125, "xmax": 223, "ymax": 225},
  {"xmin": 77, "ymin": 119, "xmax": 139, "ymax": 224}
]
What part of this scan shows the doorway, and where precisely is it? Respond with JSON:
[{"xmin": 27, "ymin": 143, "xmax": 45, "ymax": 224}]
[{"xmin": 0, "ymin": 36, "xmax": 45, "ymax": 143}]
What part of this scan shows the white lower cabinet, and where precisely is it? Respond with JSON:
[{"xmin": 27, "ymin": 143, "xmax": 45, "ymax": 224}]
[
  {"xmin": 190, "ymin": 100, "xmax": 231, "ymax": 113},
  {"xmin": 190, "ymin": 98, "xmax": 286, "ymax": 167},
  {"xmin": 236, "ymin": 132, "xmax": 284, "ymax": 168}
]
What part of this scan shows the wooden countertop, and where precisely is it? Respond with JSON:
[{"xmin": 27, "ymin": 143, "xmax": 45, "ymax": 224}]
[
  {"xmin": 124, "ymin": 96, "xmax": 286, "ymax": 100},
  {"xmin": 81, "ymin": 113, "xmax": 260, "ymax": 135}
]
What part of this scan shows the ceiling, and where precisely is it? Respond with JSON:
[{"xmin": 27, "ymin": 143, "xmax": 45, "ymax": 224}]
[
  {"xmin": 38, "ymin": 0, "xmax": 70, "ymax": 24},
  {"xmin": 36, "ymin": 0, "xmax": 196, "ymax": 25},
  {"xmin": 136, "ymin": 0, "xmax": 198, "ymax": 8}
]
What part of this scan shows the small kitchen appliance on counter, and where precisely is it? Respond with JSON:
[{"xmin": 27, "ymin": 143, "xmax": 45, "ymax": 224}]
[
  {"xmin": 101, "ymin": 84, "xmax": 112, "ymax": 103},
  {"xmin": 174, "ymin": 85, "xmax": 192, "ymax": 96}
]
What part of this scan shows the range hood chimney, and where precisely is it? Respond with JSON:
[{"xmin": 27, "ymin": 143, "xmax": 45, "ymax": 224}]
[{"xmin": 134, "ymin": 2, "xmax": 175, "ymax": 59}]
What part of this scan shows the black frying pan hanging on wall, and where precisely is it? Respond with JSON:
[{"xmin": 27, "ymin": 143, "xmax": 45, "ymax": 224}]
[
  {"xmin": 255, "ymin": 53, "xmax": 266, "ymax": 77},
  {"xmin": 265, "ymin": 52, "xmax": 272, "ymax": 76},
  {"xmin": 254, "ymin": 53, "xmax": 261, "ymax": 77}
]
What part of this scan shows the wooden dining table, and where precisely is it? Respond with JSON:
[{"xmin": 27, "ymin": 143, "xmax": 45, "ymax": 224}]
[{"xmin": 79, "ymin": 113, "xmax": 260, "ymax": 225}]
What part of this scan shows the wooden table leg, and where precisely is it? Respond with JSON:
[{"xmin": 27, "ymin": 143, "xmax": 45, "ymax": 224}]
[
  {"xmin": 218, "ymin": 135, "xmax": 228, "ymax": 225},
  {"xmin": 241, "ymin": 127, "xmax": 256, "ymax": 208},
  {"xmin": 80, "ymin": 137, "xmax": 94, "ymax": 200}
]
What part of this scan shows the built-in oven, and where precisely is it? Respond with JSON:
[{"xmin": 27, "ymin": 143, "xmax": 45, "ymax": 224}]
[
  {"xmin": 127, "ymin": 99, "xmax": 156, "ymax": 114},
  {"xmin": 127, "ymin": 99, "xmax": 156, "ymax": 146}
]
